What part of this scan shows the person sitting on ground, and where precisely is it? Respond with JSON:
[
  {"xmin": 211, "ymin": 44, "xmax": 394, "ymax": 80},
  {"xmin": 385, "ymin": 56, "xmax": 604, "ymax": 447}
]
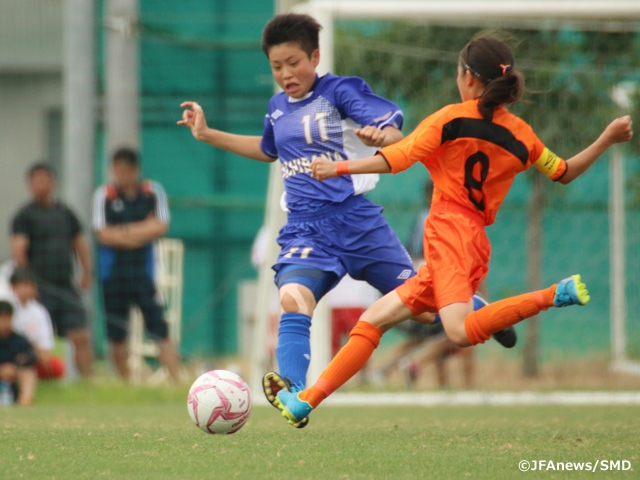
[
  {"xmin": 5, "ymin": 269, "xmax": 65, "ymax": 380},
  {"xmin": 0, "ymin": 300, "xmax": 37, "ymax": 406}
]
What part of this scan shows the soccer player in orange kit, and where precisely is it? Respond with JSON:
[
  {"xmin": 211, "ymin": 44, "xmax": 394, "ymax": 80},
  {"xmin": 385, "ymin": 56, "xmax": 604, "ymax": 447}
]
[{"xmin": 275, "ymin": 34, "xmax": 633, "ymax": 426}]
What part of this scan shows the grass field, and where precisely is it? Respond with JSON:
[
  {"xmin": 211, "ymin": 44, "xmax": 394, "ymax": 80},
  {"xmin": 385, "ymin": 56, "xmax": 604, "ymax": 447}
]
[{"xmin": 0, "ymin": 384, "xmax": 638, "ymax": 479}]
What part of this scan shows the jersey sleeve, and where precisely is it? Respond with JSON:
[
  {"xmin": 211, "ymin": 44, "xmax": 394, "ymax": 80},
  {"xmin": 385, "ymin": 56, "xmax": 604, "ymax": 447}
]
[
  {"xmin": 529, "ymin": 132, "xmax": 567, "ymax": 181},
  {"xmin": 151, "ymin": 181, "xmax": 171, "ymax": 224},
  {"xmin": 260, "ymin": 112, "xmax": 278, "ymax": 159},
  {"xmin": 11, "ymin": 207, "xmax": 30, "ymax": 236},
  {"xmin": 92, "ymin": 186, "xmax": 108, "ymax": 231},
  {"xmin": 335, "ymin": 77, "xmax": 403, "ymax": 130},
  {"xmin": 379, "ymin": 107, "xmax": 448, "ymax": 174}
]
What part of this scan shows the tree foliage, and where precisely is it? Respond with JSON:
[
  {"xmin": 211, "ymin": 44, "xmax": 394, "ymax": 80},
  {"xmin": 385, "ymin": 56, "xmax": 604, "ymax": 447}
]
[{"xmin": 335, "ymin": 23, "xmax": 639, "ymax": 165}]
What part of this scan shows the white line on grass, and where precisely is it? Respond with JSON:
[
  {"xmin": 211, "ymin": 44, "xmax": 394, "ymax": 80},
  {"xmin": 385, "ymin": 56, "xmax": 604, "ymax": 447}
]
[{"xmin": 253, "ymin": 391, "xmax": 640, "ymax": 406}]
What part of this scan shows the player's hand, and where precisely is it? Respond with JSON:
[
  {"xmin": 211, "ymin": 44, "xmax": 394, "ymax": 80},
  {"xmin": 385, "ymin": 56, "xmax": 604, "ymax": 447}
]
[
  {"xmin": 602, "ymin": 115, "xmax": 633, "ymax": 146},
  {"xmin": 310, "ymin": 158, "xmax": 337, "ymax": 181},
  {"xmin": 355, "ymin": 125, "xmax": 386, "ymax": 147},
  {"xmin": 178, "ymin": 101, "xmax": 209, "ymax": 141}
]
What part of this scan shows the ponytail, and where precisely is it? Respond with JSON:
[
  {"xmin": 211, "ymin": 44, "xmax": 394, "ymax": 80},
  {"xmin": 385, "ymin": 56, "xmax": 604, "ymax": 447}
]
[{"xmin": 460, "ymin": 35, "xmax": 524, "ymax": 121}]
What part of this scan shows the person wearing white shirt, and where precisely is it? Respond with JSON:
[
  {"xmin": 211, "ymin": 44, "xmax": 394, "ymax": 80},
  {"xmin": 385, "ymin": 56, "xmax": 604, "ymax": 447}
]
[{"xmin": 6, "ymin": 269, "xmax": 65, "ymax": 379}]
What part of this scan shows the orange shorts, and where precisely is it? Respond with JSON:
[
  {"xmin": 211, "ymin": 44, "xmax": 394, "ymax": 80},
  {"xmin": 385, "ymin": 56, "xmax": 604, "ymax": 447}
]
[{"xmin": 396, "ymin": 202, "xmax": 491, "ymax": 315}]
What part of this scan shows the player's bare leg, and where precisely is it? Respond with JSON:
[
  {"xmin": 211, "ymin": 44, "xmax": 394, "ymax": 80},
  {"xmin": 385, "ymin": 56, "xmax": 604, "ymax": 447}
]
[
  {"xmin": 110, "ymin": 341, "xmax": 130, "ymax": 380},
  {"xmin": 16, "ymin": 367, "xmax": 37, "ymax": 406},
  {"xmin": 158, "ymin": 338, "xmax": 183, "ymax": 384},
  {"xmin": 67, "ymin": 327, "xmax": 93, "ymax": 378},
  {"xmin": 460, "ymin": 346, "xmax": 475, "ymax": 388}
]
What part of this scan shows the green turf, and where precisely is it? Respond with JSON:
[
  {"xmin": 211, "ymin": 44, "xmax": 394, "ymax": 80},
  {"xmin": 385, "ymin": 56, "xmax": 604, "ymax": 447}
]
[{"xmin": 1, "ymin": 394, "xmax": 639, "ymax": 480}]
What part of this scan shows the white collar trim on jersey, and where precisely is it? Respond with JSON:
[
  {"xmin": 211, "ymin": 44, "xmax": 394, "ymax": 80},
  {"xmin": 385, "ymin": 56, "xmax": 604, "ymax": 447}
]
[{"xmin": 288, "ymin": 91, "xmax": 314, "ymax": 103}]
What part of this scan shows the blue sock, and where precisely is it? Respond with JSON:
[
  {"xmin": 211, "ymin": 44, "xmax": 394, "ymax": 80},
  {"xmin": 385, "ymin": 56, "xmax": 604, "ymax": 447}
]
[{"xmin": 276, "ymin": 312, "xmax": 312, "ymax": 391}]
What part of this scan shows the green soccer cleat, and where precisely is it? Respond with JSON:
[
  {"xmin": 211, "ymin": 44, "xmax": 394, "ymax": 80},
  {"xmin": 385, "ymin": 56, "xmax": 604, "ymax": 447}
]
[
  {"xmin": 554, "ymin": 274, "xmax": 590, "ymax": 307},
  {"xmin": 276, "ymin": 390, "xmax": 313, "ymax": 427},
  {"xmin": 262, "ymin": 371, "xmax": 309, "ymax": 429}
]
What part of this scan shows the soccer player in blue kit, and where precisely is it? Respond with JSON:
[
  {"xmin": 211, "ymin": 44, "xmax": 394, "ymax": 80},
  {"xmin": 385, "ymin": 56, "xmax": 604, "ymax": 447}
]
[{"xmin": 179, "ymin": 13, "xmax": 514, "ymax": 427}]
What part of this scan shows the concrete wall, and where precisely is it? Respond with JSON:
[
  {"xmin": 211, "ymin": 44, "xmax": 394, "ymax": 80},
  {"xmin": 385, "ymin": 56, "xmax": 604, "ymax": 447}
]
[{"xmin": 0, "ymin": 73, "xmax": 63, "ymax": 262}]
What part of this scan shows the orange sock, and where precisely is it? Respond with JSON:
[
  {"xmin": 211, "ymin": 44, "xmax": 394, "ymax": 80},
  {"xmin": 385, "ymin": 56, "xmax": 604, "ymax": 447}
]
[
  {"xmin": 300, "ymin": 321, "xmax": 382, "ymax": 408},
  {"xmin": 464, "ymin": 284, "xmax": 557, "ymax": 345}
]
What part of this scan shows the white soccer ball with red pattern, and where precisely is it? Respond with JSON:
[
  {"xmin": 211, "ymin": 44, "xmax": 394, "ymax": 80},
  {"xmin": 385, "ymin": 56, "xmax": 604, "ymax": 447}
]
[{"xmin": 187, "ymin": 370, "xmax": 252, "ymax": 434}]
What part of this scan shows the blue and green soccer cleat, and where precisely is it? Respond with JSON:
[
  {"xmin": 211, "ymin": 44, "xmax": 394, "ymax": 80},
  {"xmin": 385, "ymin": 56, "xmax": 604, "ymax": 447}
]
[
  {"xmin": 262, "ymin": 371, "xmax": 309, "ymax": 429},
  {"xmin": 275, "ymin": 390, "xmax": 313, "ymax": 427},
  {"xmin": 554, "ymin": 274, "xmax": 590, "ymax": 307}
]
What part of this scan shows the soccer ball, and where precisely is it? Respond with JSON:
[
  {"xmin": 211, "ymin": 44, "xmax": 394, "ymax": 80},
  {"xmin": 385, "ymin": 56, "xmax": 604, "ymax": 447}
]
[{"xmin": 187, "ymin": 370, "xmax": 252, "ymax": 435}]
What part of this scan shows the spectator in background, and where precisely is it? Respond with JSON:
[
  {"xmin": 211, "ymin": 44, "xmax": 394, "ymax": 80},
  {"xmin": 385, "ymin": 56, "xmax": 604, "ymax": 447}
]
[
  {"xmin": 375, "ymin": 318, "xmax": 476, "ymax": 388},
  {"xmin": 11, "ymin": 163, "xmax": 93, "ymax": 378},
  {"xmin": 5, "ymin": 269, "xmax": 65, "ymax": 380},
  {"xmin": 92, "ymin": 147, "xmax": 182, "ymax": 383},
  {"xmin": 0, "ymin": 300, "xmax": 37, "ymax": 406}
]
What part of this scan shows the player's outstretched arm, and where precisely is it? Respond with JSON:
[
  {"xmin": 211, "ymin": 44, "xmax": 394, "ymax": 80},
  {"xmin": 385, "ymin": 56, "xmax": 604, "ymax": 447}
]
[
  {"xmin": 311, "ymin": 154, "xmax": 391, "ymax": 181},
  {"xmin": 559, "ymin": 116, "xmax": 633, "ymax": 184},
  {"xmin": 355, "ymin": 125, "xmax": 403, "ymax": 148},
  {"xmin": 178, "ymin": 101, "xmax": 275, "ymax": 163}
]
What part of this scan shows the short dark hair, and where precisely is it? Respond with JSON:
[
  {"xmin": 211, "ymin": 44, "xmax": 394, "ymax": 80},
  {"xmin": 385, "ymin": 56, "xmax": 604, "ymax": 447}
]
[
  {"xmin": 261, "ymin": 13, "xmax": 322, "ymax": 57},
  {"xmin": 27, "ymin": 162, "xmax": 56, "ymax": 179},
  {"xmin": 0, "ymin": 300, "xmax": 14, "ymax": 316},
  {"xmin": 10, "ymin": 268, "xmax": 37, "ymax": 286},
  {"xmin": 112, "ymin": 147, "xmax": 139, "ymax": 166}
]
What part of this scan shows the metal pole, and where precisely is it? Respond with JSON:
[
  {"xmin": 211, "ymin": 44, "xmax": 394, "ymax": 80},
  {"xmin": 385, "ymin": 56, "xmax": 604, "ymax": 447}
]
[
  {"xmin": 610, "ymin": 145, "xmax": 626, "ymax": 368},
  {"xmin": 106, "ymin": 0, "xmax": 139, "ymax": 162},
  {"xmin": 63, "ymin": 0, "xmax": 95, "ymax": 228}
]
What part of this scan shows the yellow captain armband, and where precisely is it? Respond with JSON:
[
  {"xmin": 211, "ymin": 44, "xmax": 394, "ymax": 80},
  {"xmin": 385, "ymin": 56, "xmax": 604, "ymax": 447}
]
[{"xmin": 533, "ymin": 147, "xmax": 567, "ymax": 181}]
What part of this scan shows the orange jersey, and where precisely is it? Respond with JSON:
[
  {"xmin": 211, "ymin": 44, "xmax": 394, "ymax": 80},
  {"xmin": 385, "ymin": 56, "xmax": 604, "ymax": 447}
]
[{"xmin": 380, "ymin": 99, "xmax": 567, "ymax": 225}]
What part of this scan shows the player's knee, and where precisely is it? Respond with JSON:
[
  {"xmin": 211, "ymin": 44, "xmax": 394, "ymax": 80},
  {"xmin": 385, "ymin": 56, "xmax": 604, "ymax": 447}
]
[
  {"xmin": 446, "ymin": 326, "xmax": 471, "ymax": 347},
  {"xmin": 280, "ymin": 292, "xmax": 300, "ymax": 313},
  {"xmin": 279, "ymin": 284, "xmax": 315, "ymax": 315},
  {"xmin": 68, "ymin": 328, "xmax": 90, "ymax": 346},
  {"xmin": 0, "ymin": 363, "xmax": 18, "ymax": 382}
]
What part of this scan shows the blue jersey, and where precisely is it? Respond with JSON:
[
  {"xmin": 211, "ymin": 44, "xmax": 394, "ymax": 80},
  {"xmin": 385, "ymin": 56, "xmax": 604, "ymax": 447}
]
[
  {"xmin": 92, "ymin": 181, "xmax": 170, "ymax": 281},
  {"xmin": 260, "ymin": 73, "xmax": 403, "ymax": 213}
]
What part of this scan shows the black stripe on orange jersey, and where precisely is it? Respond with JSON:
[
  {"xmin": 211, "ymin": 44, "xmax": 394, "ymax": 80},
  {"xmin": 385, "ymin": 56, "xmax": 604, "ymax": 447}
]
[{"xmin": 441, "ymin": 118, "xmax": 528, "ymax": 165}]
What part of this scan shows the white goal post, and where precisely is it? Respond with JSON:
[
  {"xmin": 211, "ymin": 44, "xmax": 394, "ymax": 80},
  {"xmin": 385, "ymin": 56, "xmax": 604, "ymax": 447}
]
[{"xmin": 249, "ymin": 0, "xmax": 640, "ymax": 393}]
